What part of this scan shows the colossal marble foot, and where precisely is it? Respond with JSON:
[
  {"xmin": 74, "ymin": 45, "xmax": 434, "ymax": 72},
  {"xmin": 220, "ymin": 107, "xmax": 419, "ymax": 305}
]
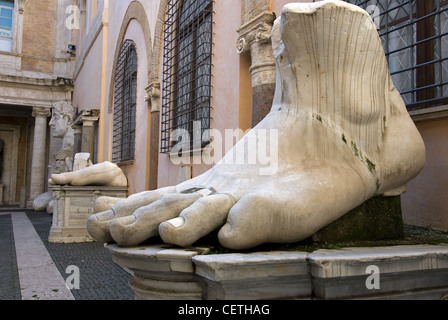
[{"xmin": 87, "ymin": 1, "xmax": 425, "ymax": 250}]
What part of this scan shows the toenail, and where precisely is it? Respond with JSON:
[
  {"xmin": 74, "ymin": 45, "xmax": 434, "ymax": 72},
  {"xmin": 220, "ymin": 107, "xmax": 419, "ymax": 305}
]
[
  {"xmin": 166, "ymin": 217, "xmax": 185, "ymax": 228},
  {"xmin": 119, "ymin": 215, "xmax": 137, "ymax": 225},
  {"xmin": 196, "ymin": 188, "xmax": 213, "ymax": 197}
]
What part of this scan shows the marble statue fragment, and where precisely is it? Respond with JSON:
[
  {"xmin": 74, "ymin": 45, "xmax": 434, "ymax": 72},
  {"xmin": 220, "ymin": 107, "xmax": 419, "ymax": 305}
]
[
  {"xmin": 72, "ymin": 153, "xmax": 93, "ymax": 171},
  {"xmin": 65, "ymin": 0, "xmax": 424, "ymax": 250},
  {"xmin": 50, "ymin": 101, "xmax": 76, "ymax": 174},
  {"xmin": 33, "ymin": 101, "xmax": 76, "ymax": 212},
  {"xmin": 49, "ymin": 161, "xmax": 127, "ymax": 187}
]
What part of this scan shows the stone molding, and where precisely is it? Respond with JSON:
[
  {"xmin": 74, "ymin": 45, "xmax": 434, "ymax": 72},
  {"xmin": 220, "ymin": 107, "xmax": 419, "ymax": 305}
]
[
  {"xmin": 145, "ymin": 82, "xmax": 161, "ymax": 113},
  {"xmin": 17, "ymin": 0, "xmax": 30, "ymax": 14},
  {"xmin": 0, "ymin": 74, "xmax": 73, "ymax": 108}
]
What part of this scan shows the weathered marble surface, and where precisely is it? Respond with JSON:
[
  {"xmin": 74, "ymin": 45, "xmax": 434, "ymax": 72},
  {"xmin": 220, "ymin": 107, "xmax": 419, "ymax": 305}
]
[
  {"xmin": 82, "ymin": 0, "xmax": 426, "ymax": 250},
  {"xmin": 49, "ymin": 186, "xmax": 127, "ymax": 243}
]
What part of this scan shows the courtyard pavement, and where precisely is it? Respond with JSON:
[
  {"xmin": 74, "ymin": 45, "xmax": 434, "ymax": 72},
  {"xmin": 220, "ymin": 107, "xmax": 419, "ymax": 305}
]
[{"xmin": 0, "ymin": 207, "xmax": 134, "ymax": 300}]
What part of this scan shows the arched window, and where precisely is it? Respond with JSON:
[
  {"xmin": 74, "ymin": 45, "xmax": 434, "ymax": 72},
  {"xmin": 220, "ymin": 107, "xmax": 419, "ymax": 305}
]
[
  {"xmin": 112, "ymin": 39, "xmax": 137, "ymax": 163},
  {"xmin": 161, "ymin": 0, "xmax": 214, "ymax": 153}
]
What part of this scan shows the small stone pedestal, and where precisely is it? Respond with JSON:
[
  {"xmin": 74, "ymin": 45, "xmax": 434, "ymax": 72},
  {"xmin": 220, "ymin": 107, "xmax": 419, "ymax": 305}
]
[{"xmin": 49, "ymin": 186, "xmax": 127, "ymax": 243}]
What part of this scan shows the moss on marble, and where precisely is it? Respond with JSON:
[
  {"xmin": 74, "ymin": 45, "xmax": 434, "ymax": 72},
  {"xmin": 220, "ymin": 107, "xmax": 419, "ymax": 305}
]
[{"xmin": 312, "ymin": 195, "xmax": 404, "ymax": 243}]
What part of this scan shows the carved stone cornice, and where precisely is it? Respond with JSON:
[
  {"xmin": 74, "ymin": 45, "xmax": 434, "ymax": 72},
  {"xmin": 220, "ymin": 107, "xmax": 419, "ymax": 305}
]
[
  {"xmin": 145, "ymin": 82, "xmax": 161, "ymax": 113},
  {"xmin": 236, "ymin": 11, "xmax": 276, "ymax": 55}
]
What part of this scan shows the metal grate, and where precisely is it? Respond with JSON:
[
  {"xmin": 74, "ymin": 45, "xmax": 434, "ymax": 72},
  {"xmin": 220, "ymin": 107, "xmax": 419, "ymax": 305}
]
[
  {"xmin": 161, "ymin": 0, "xmax": 214, "ymax": 153},
  {"xmin": 112, "ymin": 39, "xmax": 137, "ymax": 163},
  {"xmin": 345, "ymin": 0, "xmax": 448, "ymax": 111}
]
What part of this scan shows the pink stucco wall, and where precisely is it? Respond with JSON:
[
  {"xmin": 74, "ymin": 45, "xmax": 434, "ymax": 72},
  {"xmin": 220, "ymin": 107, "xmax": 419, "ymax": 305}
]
[
  {"xmin": 402, "ymin": 117, "xmax": 448, "ymax": 231},
  {"xmin": 157, "ymin": 0, "xmax": 243, "ymax": 188}
]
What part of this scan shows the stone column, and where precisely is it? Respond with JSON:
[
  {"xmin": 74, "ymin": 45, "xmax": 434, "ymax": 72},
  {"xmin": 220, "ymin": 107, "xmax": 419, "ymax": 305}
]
[
  {"xmin": 28, "ymin": 106, "xmax": 51, "ymax": 207},
  {"xmin": 81, "ymin": 115, "xmax": 98, "ymax": 160},
  {"xmin": 72, "ymin": 124, "xmax": 82, "ymax": 156},
  {"xmin": 73, "ymin": 109, "xmax": 99, "ymax": 163},
  {"xmin": 237, "ymin": 12, "xmax": 276, "ymax": 127},
  {"xmin": 145, "ymin": 82, "xmax": 160, "ymax": 190}
]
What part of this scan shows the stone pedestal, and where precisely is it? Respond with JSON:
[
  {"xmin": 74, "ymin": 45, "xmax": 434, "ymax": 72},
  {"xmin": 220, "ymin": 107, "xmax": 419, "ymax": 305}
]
[
  {"xmin": 107, "ymin": 244, "xmax": 448, "ymax": 300},
  {"xmin": 49, "ymin": 186, "xmax": 127, "ymax": 243},
  {"xmin": 107, "ymin": 244, "xmax": 210, "ymax": 300}
]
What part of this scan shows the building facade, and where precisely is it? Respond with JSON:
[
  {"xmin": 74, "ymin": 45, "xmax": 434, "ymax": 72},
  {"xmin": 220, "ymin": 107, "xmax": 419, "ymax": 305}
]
[
  {"xmin": 1, "ymin": 0, "xmax": 447, "ymax": 232},
  {"xmin": 0, "ymin": 0, "xmax": 75, "ymax": 207}
]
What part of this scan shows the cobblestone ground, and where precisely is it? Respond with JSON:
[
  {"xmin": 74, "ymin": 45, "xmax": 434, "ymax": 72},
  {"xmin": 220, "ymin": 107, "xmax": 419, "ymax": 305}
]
[
  {"xmin": 0, "ymin": 209, "xmax": 134, "ymax": 300},
  {"xmin": 0, "ymin": 214, "xmax": 21, "ymax": 300},
  {"xmin": 26, "ymin": 211, "xmax": 134, "ymax": 300}
]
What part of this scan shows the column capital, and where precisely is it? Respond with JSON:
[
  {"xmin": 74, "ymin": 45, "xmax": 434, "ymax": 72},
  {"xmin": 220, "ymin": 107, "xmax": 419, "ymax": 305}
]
[
  {"xmin": 145, "ymin": 82, "xmax": 161, "ymax": 113},
  {"xmin": 236, "ymin": 11, "xmax": 276, "ymax": 54},
  {"xmin": 32, "ymin": 106, "xmax": 51, "ymax": 118},
  {"xmin": 73, "ymin": 109, "xmax": 100, "ymax": 126},
  {"xmin": 81, "ymin": 118, "xmax": 98, "ymax": 127},
  {"xmin": 72, "ymin": 124, "xmax": 82, "ymax": 134}
]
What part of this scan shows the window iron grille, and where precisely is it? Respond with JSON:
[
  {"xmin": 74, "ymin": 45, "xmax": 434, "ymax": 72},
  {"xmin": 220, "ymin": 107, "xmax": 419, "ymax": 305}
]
[
  {"xmin": 345, "ymin": 0, "xmax": 448, "ymax": 111},
  {"xmin": 161, "ymin": 0, "xmax": 214, "ymax": 154},
  {"xmin": 112, "ymin": 39, "xmax": 137, "ymax": 163}
]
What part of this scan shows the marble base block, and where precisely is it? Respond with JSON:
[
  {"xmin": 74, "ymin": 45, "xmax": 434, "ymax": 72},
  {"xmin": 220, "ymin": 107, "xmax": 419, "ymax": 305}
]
[
  {"xmin": 193, "ymin": 252, "xmax": 311, "ymax": 300},
  {"xmin": 49, "ymin": 186, "xmax": 127, "ymax": 243},
  {"xmin": 308, "ymin": 245, "xmax": 448, "ymax": 300},
  {"xmin": 107, "ymin": 244, "xmax": 448, "ymax": 300}
]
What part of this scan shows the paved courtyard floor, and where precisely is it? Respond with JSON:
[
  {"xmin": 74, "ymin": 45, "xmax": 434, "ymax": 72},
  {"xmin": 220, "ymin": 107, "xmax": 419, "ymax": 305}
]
[{"xmin": 0, "ymin": 208, "xmax": 134, "ymax": 300}]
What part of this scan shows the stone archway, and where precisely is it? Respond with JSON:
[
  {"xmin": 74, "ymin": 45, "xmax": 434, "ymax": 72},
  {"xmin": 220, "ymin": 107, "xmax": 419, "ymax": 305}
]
[{"xmin": 108, "ymin": 1, "xmax": 152, "ymax": 114}]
